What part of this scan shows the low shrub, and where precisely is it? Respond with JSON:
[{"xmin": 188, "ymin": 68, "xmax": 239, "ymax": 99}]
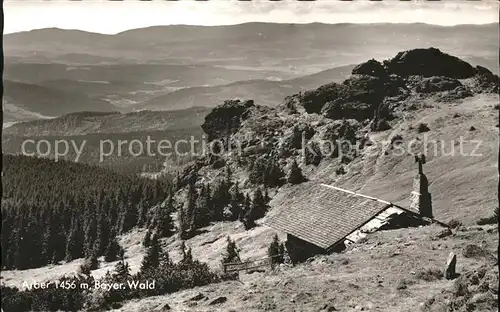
[
  {"xmin": 416, "ymin": 123, "xmax": 430, "ymax": 133},
  {"xmin": 416, "ymin": 268, "xmax": 443, "ymax": 282},
  {"xmin": 447, "ymin": 219, "xmax": 462, "ymax": 229}
]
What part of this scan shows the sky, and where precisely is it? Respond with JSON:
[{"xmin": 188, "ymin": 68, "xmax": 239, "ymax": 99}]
[{"xmin": 4, "ymin": 0, "xmax": 499, "ymax": 35}]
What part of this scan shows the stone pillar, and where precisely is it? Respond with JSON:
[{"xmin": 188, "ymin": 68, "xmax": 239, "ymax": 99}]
[{"xmin": 410, "ymin": 155, "xmax": 433, "ymax": 218}]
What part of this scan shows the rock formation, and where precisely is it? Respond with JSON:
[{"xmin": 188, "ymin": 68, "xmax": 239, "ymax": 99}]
[
  {"xmin": 383, "ymin": 47, "xmax": 476, "ymax": 79},
  {"xmin": 201, "ymin": 99, "xmax": 255, "ymax": 141},
  {"xmin": 444, "ymin": 252, "xmax": 457, "ymax": 280}
]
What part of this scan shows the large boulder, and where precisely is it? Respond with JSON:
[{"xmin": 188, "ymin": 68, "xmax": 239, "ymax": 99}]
[
  {"xmin": 384, "ymin": 48, "xmax": 476, "ymax": 79},
  {"xmin": 415, "ymin": 76, "xmax": 462, "ymax": 93},
  {"xmin": 472, "ymin": 65, "xmax": 500, "ymax": 94},
  {"xmin": 352, "ymin": 59, "xmax": 387, "ymax": 77},
  {"xmin": 320, "ymin": 75, "xmax": 385, "ymax": 120},
  {"xmin": 201, "ymin": 99, "xmax": 255, "ymax": 141},
  {"xmin": 300, "ymin": 82, "xmax": 346, "ymax": 114}
]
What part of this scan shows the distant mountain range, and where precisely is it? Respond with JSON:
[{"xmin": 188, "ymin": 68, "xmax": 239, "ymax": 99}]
[
  {"xmin": 5, "ymin": 23, "xmax": 499, "ymax": 70},
  {"xmin": 3, "ymin": 22, "xmax": 498, "ymax": 124}
]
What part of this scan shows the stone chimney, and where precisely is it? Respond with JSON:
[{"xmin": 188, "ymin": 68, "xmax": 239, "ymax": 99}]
[{"xmin": 409, "ymin": 154, "xmax": 433, "ymax": 218}]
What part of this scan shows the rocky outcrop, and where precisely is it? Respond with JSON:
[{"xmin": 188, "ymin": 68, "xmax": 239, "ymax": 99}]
[
  {"xmin": 201, "ymin": 99, "xmax": 255, "ymax": 141},
  {"xmin": 352, "ymin": 59, "xmax": 387, "ymax": 77},
  {"xmin": 472, "ymin": 65, "xmax": 500, "ymax": 94},
  {"xmin": 208, "ymin": 296, "xmax": 227, "ymax": 305},
  {"xmin": 384, "ymin": 47, "xmax": 476, "ymax": 79},
  {"xmin": 415, "ymin": 76, "xmax": 462, "ymax": 93},
  {"xmin": 317, "ymin": 76, "xmax": 386, "ymax": 121}
]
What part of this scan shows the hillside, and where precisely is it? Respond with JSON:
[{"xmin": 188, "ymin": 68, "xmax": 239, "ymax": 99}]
[
  {"xmin": 2, "ymin": 80, "xmax": 116, "ymax": 121},
  {"xmin": 138, "ymin": 65, "xmax": 354, "ymax": 110},
  {"xmin": 3, "ymin": 107, "xmax": 211, "ymax": 137}
]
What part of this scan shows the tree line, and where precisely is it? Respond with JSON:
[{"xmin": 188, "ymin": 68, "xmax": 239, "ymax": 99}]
[{"xmin": 1, "ymin": 155, "xmax": 169, "ymax": 270}]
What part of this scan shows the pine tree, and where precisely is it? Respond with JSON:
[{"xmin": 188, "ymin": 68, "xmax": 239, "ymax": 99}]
[
  {"xmin": 263, "ymin": 188, "xmax": 271, "ymax": 204},
  {"xmin": 155, "ymin": 203, "xmax": 174, "ymax": 238},
  {"xmin": 140, "ymin": 234, "xmax": 162, "ymax": 274},
  {"xmin": 248, "ymin": 158, "xmax": 265, "ymax": 185},
  {"xmin": 180, "ymin": 241, "xmax": 193, "ymax": 265},
  {"xmin": 264, "ymin": 158, "xmax": 285, "ymax": 187},
  {"xmin": 113, "ymin": 260, "xmax": 131, "ymax": 282},
  {"xmin": 119, "ymin": 197, "xmax": 138, "ymax": 234},
  {"xmin": 222, "ymin": 236, "xmax": 240, "ymax": 264},
  {"xmin": 304, "ymin": 141, "xmax": 322, "ymax": 166},
  {"xmin": 104, "ymin": 237, "xmax": 123, "ymax": 262},
  {"xmin": 185, "ymin": 184, "xmax": 198, "ymax": 234},
  {"xmin": 83, "ymin": 212, "xmax": 98, "ymax": 258},
  {"xmin": 267, "ymin": 234, "xmax": 283, "ymax": 266},
  {"xmin": 211, "ymin": 180, "xmax": 230, "ymax": 221},
  {"xmin": 136, "ymin": 200, "xmax": 147, "ymax": 228},
  {"xmin": 229, "ymin": 184, "xmax": 244, "ymax": 221},
  {"xmin": 194, "ymin": 184, "xmax": 212, "ymax": 228},
  {"xmin": 178, "ymin": 207, "xmax": 189, "ymax": 240},
  {"xmin": 287, "ymin": 159, "xmax": 306, "ymax": 184},
  {"xmin": 240, "ymin": 194, "xmax": 252, "ymax": 222},
  {"xmin": 96, "ymin": 212, "xmax": 110, "ymax": 255},
  {"xmin": 142, "ymin": 229, "xmax": 152, "ymax": 248},
  {"xmin": 65, "ymin": 217, "xmax": 84, "ymax": 261},
  {"xmin": 243, "ymin": 189, "xmax": 268, "ymax": 230}
]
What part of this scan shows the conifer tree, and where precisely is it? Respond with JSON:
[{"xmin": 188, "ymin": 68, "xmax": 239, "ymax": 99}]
[
  {"xmin": 264, "ymin": 158, "xmax": 285, "ymax": 187},
  {"xmin": 136, "ymin": 200, "xmax": 147, "ymax": 228},
  {"xmin": 229, "ymin": 184, "xmax": 244, "ymax": 221},
  {"xmin": 287, "ymin": 159, "xmax": 306, "ymax": 184},
  {"xmin": 267, "ymin": 234, "xmax": 284, "ymax": 266},
  {"xmin": 180, "ymin": 241, "xmax": 193, "ymax": 265},
  {"xmin": 243, "ymin": 189, "xmax": 268, "ymax": 230},
  {"xmin": 248, "ymin": 158, "xmax": 265, "ymax": 185},
  {"xmin": 84, "ymin": 213, "xmax": 98, "ymax": 258},
  {"xmin": 142, "ymin": 229, "xmax": 152, "ymax": 248},
  {"xmin": 140, "ymin": 234, "xmax": 161, "ymax": 274},
  {"xmin": 104, "ymin": 237, "xmax": 123, "ymax": 262},
  {"xmin": 113, "ymin": 260, "xmax": 131, "ymax": 282},
  {"xmin": 119, "ymin": 197, "xmax": 138, "ymax": 234},
  {"xmin": 240, "ymin": 194, "xmax": 252, "ymax": 222},
  {"xmin": 178, "ymin": 206, "xmax": 189, "ymax": 240},
  {"xmin": 222, "ymin": 236, "xmax": 240, "ymax": 264},
  {"xmin": 194, "ymin": 184, "xmax": 212, "ymax": 228},
  {"xmin": 304, "ymin": 141, "xmax": 322, "ymax": 166},
  {"xmin": 65, "ymin": 217, "xmax": 84, "ymax": 261},
  {"xmin": 155, "ymin": 203, "xmax": 174, "ymax": 239}
]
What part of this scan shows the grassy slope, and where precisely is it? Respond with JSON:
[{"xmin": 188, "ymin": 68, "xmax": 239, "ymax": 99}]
[
  {"xmin": 115, "ymin": 224, "xmax": 498, "ymax": 312},
  {"xmin": 333, "ymin": 94, "xmax": 498, "ymax": 225}
]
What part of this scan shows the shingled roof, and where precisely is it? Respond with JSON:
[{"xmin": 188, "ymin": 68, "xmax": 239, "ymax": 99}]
[{"xmin": 265, "ymin": 184, "xmax": 393, "ymax": 250}]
